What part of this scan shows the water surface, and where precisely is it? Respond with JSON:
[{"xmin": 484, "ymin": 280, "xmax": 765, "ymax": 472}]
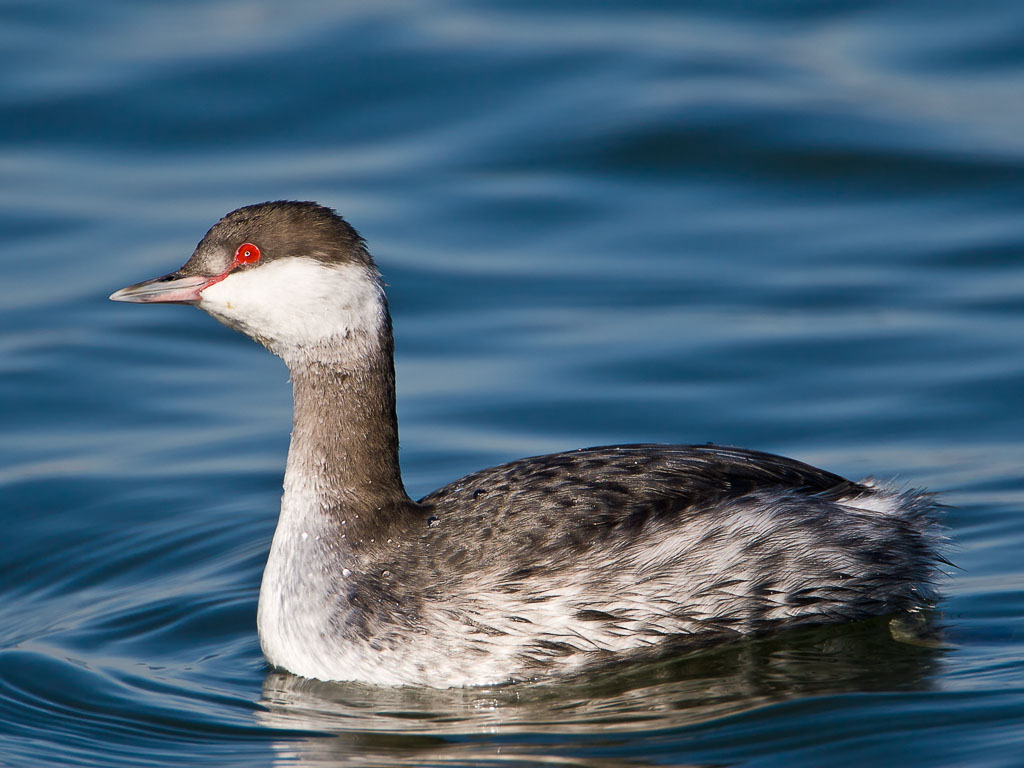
[{"xmin": 2, "ymin": 1, "xmax": 1024, "ymax": 766}]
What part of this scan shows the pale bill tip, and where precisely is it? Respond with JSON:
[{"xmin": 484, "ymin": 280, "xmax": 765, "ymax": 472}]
[{"xmin": 109, "ymin": 286, "xmax": 133, "ymax": 302}]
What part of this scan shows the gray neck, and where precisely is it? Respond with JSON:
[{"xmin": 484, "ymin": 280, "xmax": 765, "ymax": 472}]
[{"xmin": 283, "ymin": 328, "xmax": 411, "ymax": 539}]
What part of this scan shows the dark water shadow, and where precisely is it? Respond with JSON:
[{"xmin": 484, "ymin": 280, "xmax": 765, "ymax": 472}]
[{"xmin": 256, "ymin": 617, "xmax": 944, "ymax": 767}]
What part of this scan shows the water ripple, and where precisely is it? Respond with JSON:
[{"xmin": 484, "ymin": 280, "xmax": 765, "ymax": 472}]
[{"xmin": 3, "ymin": 0, "xmax": 1024, "ymax": 766}]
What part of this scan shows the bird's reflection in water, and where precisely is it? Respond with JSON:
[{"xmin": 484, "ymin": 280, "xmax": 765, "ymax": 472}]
[{"xmin": 257, "ymin": 616, "xmax": 943, "ymax": 767}]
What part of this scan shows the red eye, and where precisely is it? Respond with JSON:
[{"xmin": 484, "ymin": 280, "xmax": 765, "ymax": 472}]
[{"xmin": 234, "ymin": 243, "xmax": 261, "ymax": 265}]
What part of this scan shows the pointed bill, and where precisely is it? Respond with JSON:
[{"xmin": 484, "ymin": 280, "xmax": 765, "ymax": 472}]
[{"xmin": 109, "ymin": 272, "xmax": 212, "ymax": 304}]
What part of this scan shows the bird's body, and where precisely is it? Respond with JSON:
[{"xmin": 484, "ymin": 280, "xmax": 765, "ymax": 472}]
[{"xmin": 111, "ymin": 201, "xmax": 942, "ymax": 687}]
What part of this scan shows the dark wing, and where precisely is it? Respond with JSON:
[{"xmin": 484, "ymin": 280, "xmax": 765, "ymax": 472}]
[{"xmin": 417, "ymin": 444, "xmax": 864, "ymax": 557}]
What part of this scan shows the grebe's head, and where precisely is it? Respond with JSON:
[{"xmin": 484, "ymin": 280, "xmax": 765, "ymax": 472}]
[{"xmin": 110, "ymin": 201, "xmax": 388, "ymax": 363}]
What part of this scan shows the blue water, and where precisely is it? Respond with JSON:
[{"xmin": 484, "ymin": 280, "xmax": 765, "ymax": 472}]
[{"xmin": 3, "ymin": 1, "xmax": 1024, "ymax": 765}]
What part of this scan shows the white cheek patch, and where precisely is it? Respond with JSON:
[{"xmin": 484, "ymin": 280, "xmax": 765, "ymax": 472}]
[{"xmin": 198, "ymin": 259, "xmax": 386, "ymax": 360}]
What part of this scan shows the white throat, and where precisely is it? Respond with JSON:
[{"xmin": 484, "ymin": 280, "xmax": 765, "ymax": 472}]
[{"xmin": 198, "ymin": 258, "xmax": 386, "ymax": 365}]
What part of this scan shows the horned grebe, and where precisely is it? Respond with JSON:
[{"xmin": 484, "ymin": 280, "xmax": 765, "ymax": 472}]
[{"xmin": 110, "ymin": 201, "xmax": 942, "ymax": 687}]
